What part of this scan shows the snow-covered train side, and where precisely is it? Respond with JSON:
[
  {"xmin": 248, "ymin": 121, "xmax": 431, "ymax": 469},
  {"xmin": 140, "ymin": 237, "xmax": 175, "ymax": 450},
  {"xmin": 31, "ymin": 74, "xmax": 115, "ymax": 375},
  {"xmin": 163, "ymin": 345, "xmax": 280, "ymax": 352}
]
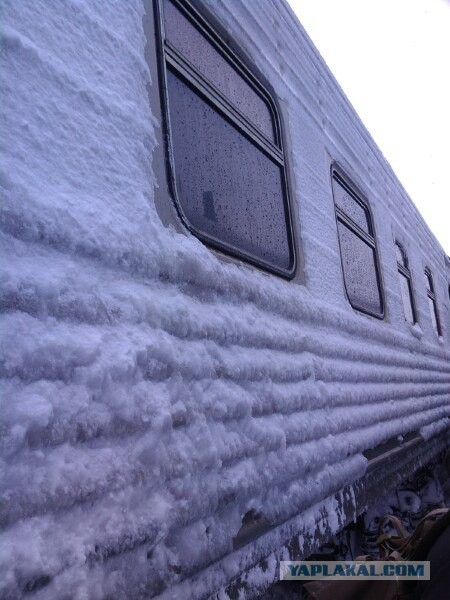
[{"xmin": 1, "ymin": 0, "xmax": 449, "ymax": 598}]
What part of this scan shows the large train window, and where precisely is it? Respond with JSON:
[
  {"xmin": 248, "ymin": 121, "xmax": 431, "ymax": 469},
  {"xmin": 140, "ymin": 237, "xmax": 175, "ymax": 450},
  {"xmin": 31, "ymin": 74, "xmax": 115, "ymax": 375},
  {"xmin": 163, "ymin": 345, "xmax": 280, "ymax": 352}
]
[
  {"xmin": 331, "ymin": 167, "xmax": 384, "ymax": 318},
  {"xmin": 424, "ymin": 268, "xmax": 441, "ymax": 335},
  {"xmin": 395, "ymin": 242, "xmax": 416, "ymax": 325},
  {"xmin": 156, "ymin": 0, "xmax": 296, "ymax": 277}
]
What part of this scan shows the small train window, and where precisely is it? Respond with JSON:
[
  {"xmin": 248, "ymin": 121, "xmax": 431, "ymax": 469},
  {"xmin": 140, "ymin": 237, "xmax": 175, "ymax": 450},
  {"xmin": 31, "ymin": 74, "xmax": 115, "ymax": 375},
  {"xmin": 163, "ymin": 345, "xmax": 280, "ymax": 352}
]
[
  {"xmin": 395, "ymin": 242, "xmax": 416, "ymax": 325},
  {"xmin": 424, "ymin": 268, "xmax": 441, "ymax": 335},
  {"xmin": 331, "ymin": 167, "xmax": 384, "ymax": 318},
  {"xmin": 156, "ymin": 0, "xmax": 296, "ymax": 277}
]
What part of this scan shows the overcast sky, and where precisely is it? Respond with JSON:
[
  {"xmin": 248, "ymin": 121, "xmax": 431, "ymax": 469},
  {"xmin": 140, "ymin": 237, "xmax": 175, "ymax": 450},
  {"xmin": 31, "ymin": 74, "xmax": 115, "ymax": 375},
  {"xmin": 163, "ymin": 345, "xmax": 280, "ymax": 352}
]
[{"xmin": 287, "ymin": 0, "xmax": 450, "ymax": 254}]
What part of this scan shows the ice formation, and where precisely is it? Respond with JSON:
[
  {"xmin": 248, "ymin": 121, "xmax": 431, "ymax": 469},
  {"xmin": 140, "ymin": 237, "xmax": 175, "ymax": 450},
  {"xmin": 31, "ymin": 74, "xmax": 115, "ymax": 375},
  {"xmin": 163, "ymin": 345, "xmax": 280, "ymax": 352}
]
[{"xmin": 1, "ymin": 0, "xmax": 449, "ymax": 598}]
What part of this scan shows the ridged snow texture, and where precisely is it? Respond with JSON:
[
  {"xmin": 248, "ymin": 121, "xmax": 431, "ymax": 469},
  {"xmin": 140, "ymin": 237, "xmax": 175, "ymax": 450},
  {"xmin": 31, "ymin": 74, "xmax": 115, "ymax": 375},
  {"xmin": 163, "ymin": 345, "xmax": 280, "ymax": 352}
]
[{"xmin": 1, "ymin": 0, "xmax": 449, "ymax": 598}]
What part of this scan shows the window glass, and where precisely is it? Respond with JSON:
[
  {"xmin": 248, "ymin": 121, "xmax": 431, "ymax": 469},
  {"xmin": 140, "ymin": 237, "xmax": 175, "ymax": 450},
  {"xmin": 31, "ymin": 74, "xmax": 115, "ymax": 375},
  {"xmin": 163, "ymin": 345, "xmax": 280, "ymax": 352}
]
[
  {"xmin": 167, "ymin": 70, "xmax": 292, "ymax": 271},
  {"xmin": 332, "ymin": 171, "xmax": 383, "ymax": 317},
  {"xmin": 395, "ymin": 243, "xmax": 406, "ymax": 267},
  {"xmin": 337, "ymin": 220, "xmax": 383, "ymax": 316},
  {"xmin": 424, "ymin": 269, "xmax": 441, "ymax": 335},
  {"xmin": 164, "ymin": 0, "xmax": 275, "ymax": 141},
  {"xmin": 399, "ymin": 271, "xmax": 415, "ymax": 324},
  {"xmin": 395, "ymin": 243, "xmax": 415, "ymax": 324},
  {"xmin": 333, "ymin": 181, "xmax": 369, "ymax": 234},
  {"xmin": 428, "ymin": 296, "xmax": 439, "ymax": 333},
  {"xmin": 160, "ymin": 0, "xmax": 295, "ymax": 277}
]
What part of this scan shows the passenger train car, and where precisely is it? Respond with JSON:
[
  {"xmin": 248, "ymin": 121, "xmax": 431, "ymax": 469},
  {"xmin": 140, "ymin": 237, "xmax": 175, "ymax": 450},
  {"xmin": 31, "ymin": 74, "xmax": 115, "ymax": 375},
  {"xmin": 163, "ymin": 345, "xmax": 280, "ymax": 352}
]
[{"xmin": 1, "ymin": 0, "xmax": 449, "ymax": 598}]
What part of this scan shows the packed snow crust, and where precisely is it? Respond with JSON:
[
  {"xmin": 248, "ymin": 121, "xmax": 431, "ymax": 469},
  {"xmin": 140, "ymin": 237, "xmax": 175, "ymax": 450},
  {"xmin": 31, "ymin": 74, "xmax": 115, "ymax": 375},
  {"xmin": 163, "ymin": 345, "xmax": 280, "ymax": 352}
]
[{"xmin": 1, "ymin": 0, "xmax": 449, "ymax": 598}]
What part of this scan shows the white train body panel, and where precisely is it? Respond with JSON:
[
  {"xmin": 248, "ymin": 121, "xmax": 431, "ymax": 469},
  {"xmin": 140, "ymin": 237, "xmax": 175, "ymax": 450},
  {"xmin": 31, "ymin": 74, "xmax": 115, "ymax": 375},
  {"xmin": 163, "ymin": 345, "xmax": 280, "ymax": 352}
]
[{"xmin": 1, "ymin": 0, "xmax": 449, "ymax": 598}]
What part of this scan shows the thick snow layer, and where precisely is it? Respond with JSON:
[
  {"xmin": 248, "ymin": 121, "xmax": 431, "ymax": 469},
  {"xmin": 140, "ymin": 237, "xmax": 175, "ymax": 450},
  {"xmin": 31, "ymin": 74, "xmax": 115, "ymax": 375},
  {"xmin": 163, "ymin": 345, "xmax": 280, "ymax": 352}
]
[
  {"xmin": 420, "ymin": 418, "xmax": 450, "ymax": 442},
  {"xmin": 1, "ymin": 0, "xmax": 449, "ymax": 598}
]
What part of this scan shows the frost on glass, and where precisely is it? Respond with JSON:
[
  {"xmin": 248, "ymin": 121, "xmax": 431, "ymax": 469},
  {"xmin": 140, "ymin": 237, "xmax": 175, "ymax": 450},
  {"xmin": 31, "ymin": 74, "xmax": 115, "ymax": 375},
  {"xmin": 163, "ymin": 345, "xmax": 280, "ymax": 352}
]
[
  {"xmin": 164, "ymin": 0, "xmax": 275, "ymax": 142},
  {"xmin": 337, "ymin": 220, "xmax": 382, "ymax": 315},
  {"xmin": 167, "ymin": 70, "xmax": 293, "ymax": 272},
  {"xmin": 399, "ymin": 271, "xmax": 415, "ymax": 324},
  {"xmin": 395, "ymin": 243, "xmax": 406, "ymax": 267},
  {"xmin": 332, "ymin": 178, "xmax": 369, "ymax": 233},
  {"xmin": 428, "ymin": 296, "xmax": 439, "ymax": 334}
]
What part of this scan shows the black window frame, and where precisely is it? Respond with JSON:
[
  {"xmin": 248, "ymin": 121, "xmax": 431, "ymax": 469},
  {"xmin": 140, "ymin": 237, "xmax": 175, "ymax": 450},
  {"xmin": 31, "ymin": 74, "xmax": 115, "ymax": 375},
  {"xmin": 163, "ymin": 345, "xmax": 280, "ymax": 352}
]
[
  {"xmin": 331, "ymin": 164, "xmax": 385, "ymax": 319},
  {"xmin": 154, "ymin": 0, "xmax": 297, "ymax": 279},
  {"xmin": 395, "ymin": 242, "xmax": 417, "ymax": 325},
  {"xmin": 424, "ymin": 267, "xmax": 442, "ymax": 336}
]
